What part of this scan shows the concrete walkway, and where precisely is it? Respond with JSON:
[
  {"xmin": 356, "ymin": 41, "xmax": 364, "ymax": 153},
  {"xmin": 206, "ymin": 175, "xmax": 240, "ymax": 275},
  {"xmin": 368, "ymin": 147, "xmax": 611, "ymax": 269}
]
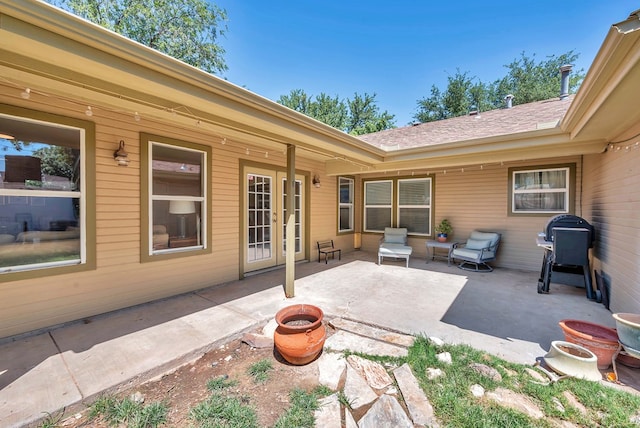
[{"xmin": 0, "ymin": 251, "xmax": 629, "ymax": 427}]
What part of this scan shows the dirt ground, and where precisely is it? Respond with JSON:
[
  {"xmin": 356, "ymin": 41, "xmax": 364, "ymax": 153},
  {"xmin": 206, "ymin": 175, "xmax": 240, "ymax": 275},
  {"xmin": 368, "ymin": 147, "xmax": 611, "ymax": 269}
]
[{"xmin": 60, "ymin": 329, "xmax": 329, "ymax": 427}]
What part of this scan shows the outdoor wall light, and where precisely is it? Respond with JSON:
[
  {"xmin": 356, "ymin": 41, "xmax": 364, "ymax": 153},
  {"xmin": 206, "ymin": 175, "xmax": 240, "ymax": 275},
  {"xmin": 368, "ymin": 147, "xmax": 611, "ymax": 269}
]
[
  {"xmin": 114, "ymin": 140, "xmax": 129, "ymax": 166},
  {"xmin": 312, "ymin": 175, "xmax": 321, "ymax": 188}
]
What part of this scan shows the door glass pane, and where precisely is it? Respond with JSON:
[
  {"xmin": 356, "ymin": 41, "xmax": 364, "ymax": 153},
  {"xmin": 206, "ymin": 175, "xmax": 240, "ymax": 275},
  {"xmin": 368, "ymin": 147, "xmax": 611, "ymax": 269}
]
[{"xmin": 247, "ymin": 174, "xmax": 272, "ymax": 262}]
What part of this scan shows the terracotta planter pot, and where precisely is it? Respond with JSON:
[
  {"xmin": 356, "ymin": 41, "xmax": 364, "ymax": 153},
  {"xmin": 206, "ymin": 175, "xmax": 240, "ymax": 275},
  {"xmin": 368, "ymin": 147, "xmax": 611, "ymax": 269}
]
[
  {"xmin": 558, "ymin": 319, "xmax": 619, "ymax": 369},
  {"xmin": 273, "ymin": 304, "xmax": 326, "ymax": 365}
]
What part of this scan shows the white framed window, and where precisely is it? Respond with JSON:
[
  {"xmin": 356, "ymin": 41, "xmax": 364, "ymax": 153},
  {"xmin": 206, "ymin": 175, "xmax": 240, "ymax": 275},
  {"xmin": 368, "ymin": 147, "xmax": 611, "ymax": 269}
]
[
  {"xmin": 338, "ymin": 177, "xmax": 354, "ymax": 232},
  {"xmin": 397, "ymin": 178, "xmax": 431, "ymax": 235},
  {"xmin": 147, "ymin": 139, "xmax": 207, "ymax": 254},
  {"xmin": 0, "ymin": 111, "xmax": 91, "ymax": 274},
  {"xmin": 364, "ymin": 180, "xmax": 392, "ymax": 232},
  {"xmin": 511, "ymin": 166, "xmax": 571, "ymax": 214}
]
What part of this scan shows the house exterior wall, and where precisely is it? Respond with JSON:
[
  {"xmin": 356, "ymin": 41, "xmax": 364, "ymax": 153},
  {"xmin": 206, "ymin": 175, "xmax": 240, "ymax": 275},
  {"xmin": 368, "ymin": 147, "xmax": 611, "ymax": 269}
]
[
  {"xmin": 0, "ymin": 89, "xmax": 344, "ymax": 339},
  {"xmin": 359, "ymin": 157, "xmax": 583, "ymax": 271},
  {"xmin": 582, "ymin": 146, "xmax": 640, "ymax": 313}
]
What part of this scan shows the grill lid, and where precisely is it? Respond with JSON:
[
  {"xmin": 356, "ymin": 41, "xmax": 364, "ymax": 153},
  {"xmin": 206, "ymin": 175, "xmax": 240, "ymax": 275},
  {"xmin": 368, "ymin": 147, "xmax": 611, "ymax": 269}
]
[{"xmin": 545, "ymin": 214, "xmax": 595, "ymax": 247}]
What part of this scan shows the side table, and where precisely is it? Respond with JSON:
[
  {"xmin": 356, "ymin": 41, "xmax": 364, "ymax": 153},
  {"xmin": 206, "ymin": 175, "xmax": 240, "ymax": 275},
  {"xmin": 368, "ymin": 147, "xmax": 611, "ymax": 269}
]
[{"xmin": 426, "ymin": 240, "xmax": 458, "ymax": 266}]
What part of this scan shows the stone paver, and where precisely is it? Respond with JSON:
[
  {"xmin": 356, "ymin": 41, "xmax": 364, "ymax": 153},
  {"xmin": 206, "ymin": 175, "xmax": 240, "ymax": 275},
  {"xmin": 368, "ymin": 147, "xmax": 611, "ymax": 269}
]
[
  {"xmin": 393, "ymin": 363, "xmax": 439, "ymax": 427},
  {"xmin": 344, "ymin": 407, "xmax": 358, "ymax": 428},
  {"xmin": 313, "ymin": 393, "xmax": 341, "ymax": 428},
  {"xmin": 486, "ymin": 388, "xmax": 544, "ymax": 419},
  {"xmin": 346, "ymin": 355, "xmax": 393, "ymax": 390},
  {"xmin": 343, "ymin": 364, "xmax": 377, "ymax": 410},
  {"xmin": 357, "ymin": 394, "xmax": 414, "ymax": 428},
  {"xmin": 324, "ymin": 330, "xmax": 407, "ymax": 357},
  {"xmin": 317, "ymin": 352, "xmax": 346, "ymax": 390},
  {"xmin": 329, "ymin": 318, "xmax": 415, "ymax": 347}
]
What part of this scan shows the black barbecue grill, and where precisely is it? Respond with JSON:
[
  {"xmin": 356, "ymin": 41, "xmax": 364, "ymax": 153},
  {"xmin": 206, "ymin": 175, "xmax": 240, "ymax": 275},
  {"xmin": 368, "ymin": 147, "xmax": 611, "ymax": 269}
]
[
  {"xmin": 544, "ymin": 214, "xmax": 595, "ymax": 247},
  {"xmin": 537, "ymin": 214, "xmax": 597, "ymax": 300}
]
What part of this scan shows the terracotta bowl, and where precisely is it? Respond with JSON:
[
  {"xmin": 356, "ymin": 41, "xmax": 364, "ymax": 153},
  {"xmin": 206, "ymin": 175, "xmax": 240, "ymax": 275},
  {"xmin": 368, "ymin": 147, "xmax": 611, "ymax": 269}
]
[{"xmin": 558, "ymin": 319, "xmax": 619, "ymax": 369}]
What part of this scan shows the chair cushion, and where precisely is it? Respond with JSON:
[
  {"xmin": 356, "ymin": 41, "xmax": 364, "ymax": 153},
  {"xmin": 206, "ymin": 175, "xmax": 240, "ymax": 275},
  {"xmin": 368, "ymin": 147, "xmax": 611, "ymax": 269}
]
[
  {"xmin": 469, "ymin": 231, "xmax": 500, "ymax": 246},
  {"xmin": 384, "ymin": 234, "xmax": 406, "ymax": 244},
  {"xmin": 383, "ymin": 227, "xmax": 408, "ymax": 244},
  {"xmin": 379, "ymin": 244, "xmax": 412, "ymax": 256},
  {"xmin": 466, "ymin": 238, "xmax": 492, "ymax": 250}
]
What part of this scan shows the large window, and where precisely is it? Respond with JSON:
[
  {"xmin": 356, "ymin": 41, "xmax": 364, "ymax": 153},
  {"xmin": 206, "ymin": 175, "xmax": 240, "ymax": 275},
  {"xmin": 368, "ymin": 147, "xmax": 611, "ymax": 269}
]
[
  {"xmin": 364, "ymin": 177, "xmax": 432, "ymax": 235},
  {"xmin": 364, "ymin": 180, "xmax": 392, "ymax": 232},
  {"xmin": 145, "ymin": 135, "xmax": 208, "ymax": 256},
  {"xmin": 0, "ymin": 109, "xmax": 94, "ymax": 275},
  {"xmin": 338, "ymin": 177, "xmax": 354, "ymax": 232},
  {"xmin": 398, "ymin": 178, "xmax": 431, "ymax": 235},
  {"xmin": 510, "ymin": 165, "xmax": 573, "ymax": 214}
]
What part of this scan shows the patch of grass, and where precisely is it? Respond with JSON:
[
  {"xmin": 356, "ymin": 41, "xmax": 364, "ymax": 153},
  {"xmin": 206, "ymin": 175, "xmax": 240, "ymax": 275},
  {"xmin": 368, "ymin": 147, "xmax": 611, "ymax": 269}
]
[
  {"xmin": 337, "ymin": 390, "xmax": 355, "ymax": 410},
  {"xmin": 312, "ymin": 384, "xmax": 333, "ymax": 397},
  {"xmin": 87, "ymin": 394, "xmax": 167, "ymax": 428},
  {"xmin": 190, "ymin": 393, "xmax": 258, "ymax": 428},
  {"xmin": 406, "ymin": 335, "xmax": 640, "ymax": 427},
  {"xmin": 37, "ymin": 411, "xmax": 63, "ymax": 428},
  {"xmin": 273, "ymin": 388, "xmax": 319, "ymax": 428},
  {"xmin": 207, "ymin": 374, "xmax": 238, "ymax": 391},
  {"xmin": 246, "ymin": 358, "xmax": 273, "ymax": 384}
]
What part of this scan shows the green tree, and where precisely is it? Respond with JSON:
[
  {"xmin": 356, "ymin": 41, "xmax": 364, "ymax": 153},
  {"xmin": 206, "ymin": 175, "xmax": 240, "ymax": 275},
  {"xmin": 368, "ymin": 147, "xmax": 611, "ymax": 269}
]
[
  {"xmin": 414, "ymin": 51, "xmax": 585, "ymax": 123},
  {"xmin": 33, "ymin": 146, "xmax": 79, "ymax": 181},
  {"xmin": 48, "ymin": 0, "xmax": 228, "ymax": 74},
  {"xmin": 278, "ymin": 90, "xmax": 395, "ymax": 135},
  {"xmin": 494, "ymin": 51, "xmax": 583, "ymax": 105}
]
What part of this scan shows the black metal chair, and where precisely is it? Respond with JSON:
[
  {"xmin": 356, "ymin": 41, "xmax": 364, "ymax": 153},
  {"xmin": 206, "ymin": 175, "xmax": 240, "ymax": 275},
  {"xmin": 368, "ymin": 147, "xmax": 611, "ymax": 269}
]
[{"xmin": 317, "ymin": 240, "xmax": 341, "ymax": 264}]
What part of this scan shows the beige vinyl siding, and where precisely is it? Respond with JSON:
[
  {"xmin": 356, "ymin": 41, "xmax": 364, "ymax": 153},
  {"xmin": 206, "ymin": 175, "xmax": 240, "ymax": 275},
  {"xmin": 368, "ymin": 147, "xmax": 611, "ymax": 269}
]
[
  {"xmin": 0, "ymin": 87, "xmax": 337, "ymax": 338},
  {"xmin": 359, "ymin": 157, "xmax": 583, "ymax": 271},
  {"xmin": 582, "ymin": 146, "xmax": 640, "ymax": 313}
]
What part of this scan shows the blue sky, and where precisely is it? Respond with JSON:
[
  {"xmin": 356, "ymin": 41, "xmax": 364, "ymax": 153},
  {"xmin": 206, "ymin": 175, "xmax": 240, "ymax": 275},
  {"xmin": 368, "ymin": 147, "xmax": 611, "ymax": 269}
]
[{"xmin": 214, "ymin": 1, "xmax": 634, "ymax": 126}]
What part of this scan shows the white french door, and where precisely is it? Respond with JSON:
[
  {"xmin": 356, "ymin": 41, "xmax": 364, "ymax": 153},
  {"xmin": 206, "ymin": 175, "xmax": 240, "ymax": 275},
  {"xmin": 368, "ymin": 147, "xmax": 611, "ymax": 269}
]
[{"xmin": 243, "ymin": 167, "xmax": 305, "ymax": 273}]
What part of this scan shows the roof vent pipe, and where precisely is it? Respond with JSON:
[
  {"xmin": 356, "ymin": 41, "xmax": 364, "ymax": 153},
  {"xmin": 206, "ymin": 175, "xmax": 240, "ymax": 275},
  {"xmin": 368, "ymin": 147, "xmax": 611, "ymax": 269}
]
[
  {"xmin": 560, "ymin": 64, "xmax": 572, "ymax": 100},
  {"xmin": 504, "ymin": 94, "xmax": 514, "ymax": 108}
]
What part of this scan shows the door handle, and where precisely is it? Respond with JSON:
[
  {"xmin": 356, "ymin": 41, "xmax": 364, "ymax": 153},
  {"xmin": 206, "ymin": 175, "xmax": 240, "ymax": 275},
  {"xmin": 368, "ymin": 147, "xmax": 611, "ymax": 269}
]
[{"xmin": 273, "ymin": 213, "xmax": 277, "ymax": 223}]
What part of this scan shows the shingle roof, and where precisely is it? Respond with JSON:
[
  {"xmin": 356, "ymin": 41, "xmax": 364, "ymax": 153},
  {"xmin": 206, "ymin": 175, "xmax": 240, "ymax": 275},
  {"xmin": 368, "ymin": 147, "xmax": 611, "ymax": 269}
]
[{"xmin": 359, "ymin": 95, "xmax": 575, "ymax": 151}]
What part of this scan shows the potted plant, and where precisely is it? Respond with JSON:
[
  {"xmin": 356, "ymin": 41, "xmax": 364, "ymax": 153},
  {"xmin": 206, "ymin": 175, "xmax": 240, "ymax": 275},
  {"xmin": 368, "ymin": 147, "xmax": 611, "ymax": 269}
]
[{"xmin": 435, "ymin": 219, "xmax": 453, "ymax": 242}]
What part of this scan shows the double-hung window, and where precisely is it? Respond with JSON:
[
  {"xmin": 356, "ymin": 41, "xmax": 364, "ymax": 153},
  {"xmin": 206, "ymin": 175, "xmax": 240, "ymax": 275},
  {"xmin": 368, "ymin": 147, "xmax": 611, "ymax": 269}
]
[
  {"xmin": 510, "ymin": 165, "xmax": 573, "ymax": 214},
  {"xmin": 364, "ymin": 180, "xmax": 392, "ymax": 232},
  {"xmin": 397, "ymin": 178, "xmax": 431, "ymax": 235},
  {"xmin": 338, "ymin": 177, "xmax": 354, "ymax": 232},
  {"xmin": 0, "ymin": 109, "xmax": 94, "ymax": 275},
  {"xmin": 364, "ymin": 177, "xmax": 432, "ymax": 235},
  {"xmin": 143, "ymin": 134, "xmax": 209, "ymax": 257}
]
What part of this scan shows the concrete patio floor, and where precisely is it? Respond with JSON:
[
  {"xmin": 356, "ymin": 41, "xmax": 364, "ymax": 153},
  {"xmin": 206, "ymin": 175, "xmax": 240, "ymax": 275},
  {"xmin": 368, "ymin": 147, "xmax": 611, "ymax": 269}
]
[{"xmin": 0, "ymin": 250, "xmax": 635, "ymax": 427}]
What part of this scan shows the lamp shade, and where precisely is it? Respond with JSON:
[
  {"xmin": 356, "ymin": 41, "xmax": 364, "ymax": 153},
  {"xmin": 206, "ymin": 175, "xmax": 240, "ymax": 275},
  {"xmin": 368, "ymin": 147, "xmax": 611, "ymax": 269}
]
[{"xmin": 169, "ymin": 200, "xmax": 195, "ymax": 215}]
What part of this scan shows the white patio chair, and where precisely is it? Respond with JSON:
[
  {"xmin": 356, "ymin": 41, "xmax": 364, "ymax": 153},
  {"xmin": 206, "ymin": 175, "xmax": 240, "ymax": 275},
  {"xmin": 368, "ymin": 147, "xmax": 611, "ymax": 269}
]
[{"xmin": 378, "ymin": 227, "xmax": 413, "ymax": 268}]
